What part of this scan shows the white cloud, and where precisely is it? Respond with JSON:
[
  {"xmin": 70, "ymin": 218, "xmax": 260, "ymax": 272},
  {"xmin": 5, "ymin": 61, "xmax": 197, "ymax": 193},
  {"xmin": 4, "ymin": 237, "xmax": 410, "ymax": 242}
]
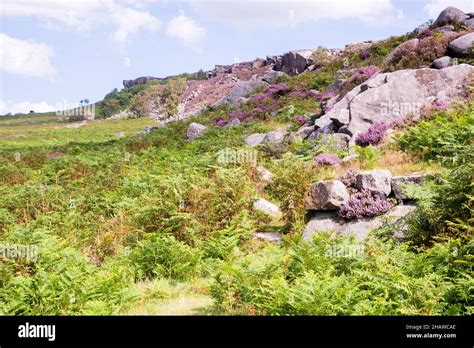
[
  {"xmin": 0, "ymin": 0, "xmax": 161, "ymax": 47},
  {"xmin": 189, "ymin": 0, "xmax": 395, "ymax": 28},
  {"xmin": 0, "ymin": 33, "xmax": 56, "ymax": 78},
  {"xmin": 424, "ymin": 0, "xmax": 473, "ymax": 18},
  {"xmin": 166, "ymin": 14, "xmax": 206, "ymax": 49},
  {"xmin": 0, "ymin": 99, "xmax": 57, "ymax": 115}
]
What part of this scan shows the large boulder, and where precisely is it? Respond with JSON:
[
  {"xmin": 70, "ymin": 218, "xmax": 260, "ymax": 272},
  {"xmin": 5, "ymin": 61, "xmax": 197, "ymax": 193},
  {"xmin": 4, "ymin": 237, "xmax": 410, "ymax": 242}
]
[
  {"xmin": 391, "ymin": 174, "xmax": 426, "ymax": 201},
  {"xmin": 313, "ymin": 64, "xmax": 474, "ymax": 138},
  {"xmin": 277, "ymin": 50, "xmax": 313, "ymax": 75},
  {"xmin": 433, "ymin": 7, "xmax": 469, "ymax": 27},
  {"xmin": 305, "ymin": 180, "xmax": 350, "ymax": 210},
  {"xmin": 463, "ymin": 18, "xmax": 474, "ymax": 29},
  {"xmin": 303, "ymin": 204, "xmax": 417, "ymax": 241},
  {"xmin": 245, "ymin": 133, "xmax": 266, "ymax": 147},
  {"xmin": 186, "ymin": 122, "xmax": 207, "ymax": 140},
  {"xmin": 356, "ymin": 170, "xmax": 392, "ymax": 197},
  {"xmin": 262, "ymin": 128, "xmax": 288, "ymax": 145},
  {"xmin": 448, "ymin": 32, "xmax": 474, "ymax": 56}
]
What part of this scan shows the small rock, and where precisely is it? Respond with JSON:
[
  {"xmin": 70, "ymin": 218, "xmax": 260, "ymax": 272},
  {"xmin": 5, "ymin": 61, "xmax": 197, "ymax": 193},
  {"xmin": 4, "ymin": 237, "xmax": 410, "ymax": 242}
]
[
  {"xmin": 114, "ymin": 131, "xmax": 125, "ymax": 137},
  {"xmin": 48, "ymin": 152, "xmax": 66, "ymax": 159},
  {"xmin": 289, "ymin": 125, "xmax": 315, "ymax": 142},
  {"xmin": 245, "ymin": 133, "xmax": 266, "ymax": 147},
  {"xmin": 253, "ymin": 198, "xmax": 283, "ymax": 221},
  {"xmin": 262, "ymin": 71, "xmax": 288, "ymax": 84},
  {"xmin": 391, "ymin": 174, "xmax": 426, "ymax": 201},
  {"xmin": 254, "ymin": 232, "xmax": 283, "ymax": 244},
  {"xmin": 262, "ymin": 129, "xmax": 288, "ymax": 145},
  {"xmin": 314, "ymin": 133, "xmax": 351, "ymax": 152},
  {"xmin": 256, "ymin": 166, "xmax": 274, "ymax": 186},
  {"xmin": 305, "ymin": 180, "xmax": 350, "ymax": 210},
  {"xmin": 431, "ymin": 56, "xmax": 452, "ymax": 69},
  {"xmin": 356, "ymin": 170, "xmax": 392, "ymax": 197},
  {"xmin": 225, "ymin": 119, "xmax": 241, "ymax": 127},
  {"xmin": 186, "ymin": 122, "xmax": 207, "ymax": 140}
]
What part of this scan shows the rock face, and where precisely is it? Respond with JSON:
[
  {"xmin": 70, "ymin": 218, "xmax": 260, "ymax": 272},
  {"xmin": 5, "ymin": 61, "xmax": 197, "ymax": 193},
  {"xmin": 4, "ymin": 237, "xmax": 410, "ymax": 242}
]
[
  {"xmin": 434, "ymin": 6, "xmax": 469, "ymax": 27},
  {"xmin": 186, "ymin": 123, "xmax": 207, "ymax": 140},
  {"xmin": 276, "ymin": 50, "xmax": 313, "ymax": 75},
  {"xmin": 448, "ymin": 33, "xmax": 474, "ymax": 56},
  {"xmin": 245, "ymin": 133, "xmax": 266, "ymax": 147},
  {"xmin": 305, "ymin": 180, "xmax": 350, "ymax": 210},
  {"xmin": 391, "ymin": 174, "xmax": 426, "ymax": 201},
  {"xmin": 303, "ymin": 204, "xmax": 417, "ymax": 241},
  {"xmin": 431, "ymin": 56, "xmax": 452, "ymax": 69},
  {"xmin": 314, "ymin": 64, "xmax": 474, "ymax": 138},
  {"xmin": 356, "ymin": 170, "xmax": 392, "ymax": 197}
]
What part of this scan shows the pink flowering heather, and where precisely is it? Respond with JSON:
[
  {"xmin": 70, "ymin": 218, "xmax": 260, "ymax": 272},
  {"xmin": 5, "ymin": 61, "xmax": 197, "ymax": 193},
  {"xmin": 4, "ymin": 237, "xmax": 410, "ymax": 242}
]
[
  {"xmin": 314, "ymin": 153, "xmax": 341, "ymax": 166},
  {"xmin": 432, "ymin": 99, "xmax": 450, "ymax": 111},
  {"xmin": 252, "ymin": 83, "xmax": 291, "ymax": 103},
  {"xmin": 229, "ymin": 110, "xmax": 253, "ymax": 122},
  {"xmin": 348, "ymin": 66, "xmax": 379, "ymax": 85},
  {"xmin": 359, "ymin": 50, "xmax": 370, "ymax": 60},
  {"xmin": 355, "ymin": 122, "xmax": 388, "ymax": 147},
  {"xmin": 213, "ymin": 119, "xmax": 228, "ymax": 127},
  {"xmin": 416, "ymin": 28, "xmax": 433, "ymax": 39},
  {"xmin": 292, "ymin": 115, "xmax": 307, "ymax": 126},
  {"xmin": 339, "ymin": 169, "xmax": 358, "ymax": 188},
  {"xmin": 315, "ymin": 90, "xmax": 336, "ymax": 102},
  {"xmin": 338, "ymin": 189, "xmax": 393, "ymax": 220}
]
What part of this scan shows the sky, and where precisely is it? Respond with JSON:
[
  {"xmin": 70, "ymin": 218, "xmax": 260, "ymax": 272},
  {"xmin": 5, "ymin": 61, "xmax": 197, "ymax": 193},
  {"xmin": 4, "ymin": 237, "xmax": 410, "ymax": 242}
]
[{"xmin": 0, "ymin": 0, "xmax": 473, "ymax": 114}]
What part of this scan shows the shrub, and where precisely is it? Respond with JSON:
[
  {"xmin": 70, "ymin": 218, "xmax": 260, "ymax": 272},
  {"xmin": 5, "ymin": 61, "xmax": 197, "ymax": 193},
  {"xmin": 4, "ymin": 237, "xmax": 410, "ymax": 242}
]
[
  {"xmin": 355, "ymin": 122, "xmax": 388, "ymax": 146},
  {"xmin": 338, "ymin": 189, "xmax": 394, "ymax": 220},
  {"xmin": 314, "ymin": 153, "xmax": 341, "ymax": 166},
  {"xmin": 292, "ymin": 115, "xmax": 307, "ymax": 125}
]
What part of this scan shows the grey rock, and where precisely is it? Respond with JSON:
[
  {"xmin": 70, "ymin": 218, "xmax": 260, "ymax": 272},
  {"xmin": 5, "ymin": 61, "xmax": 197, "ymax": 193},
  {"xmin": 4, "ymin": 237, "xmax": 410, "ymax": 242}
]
[
  {"xmin": 356, "ymin": 170, "xmax": 392, "ymax": 196},
  {"xmin": 186, "ymin": 122, "xmax": 207, "ymax": 140},
  {"xmin": 262, "ymin": 71, "xmax": 288, "ymax": 84},
  {"xmin": 434, "ymin": 7, "xmax": 469, "ymax": 27},
  {"xmin": 253, "ymin": 198, "xmax": 282, "ymax": 221},
  {"xmin": 289, "ymin": 125, "xmax": 315, "ymax": 142},
  {"xmin": 256, "ymin": 166, "xmax": 274, "ymax": 186},
  {"xmin": 254, "ymin": 232, "xmax": 283, "ymax": 244},
  {"xmin": 314, "ymin": 133, "xmax": 351, "ymax": 152},
  {"xmin": 262, "ymin": 128, "xmax": 288, "ymax": 145},
  {"xmin": 305, "ymin": 180, "xmax": 350, "ymax": 210},
  {"xmin": 431, "ymin": 56, "xmax": 452, "ymax": 69},
  {"xmin": 114, "ymin": 131, "xmax": 125, "ymax": 137},
  {"xmin": 245, "ymin": 133, "xmax": 266, "ymax": 147},
  {"xmin": 225, "ymin": 119, "xmax": 241, "ymax": 127},
  {"xmin": 221, "ymin": 80, "xmax": 268, "ymax": 106},
  {"xmin": 391, "ymin": 174, "xmax": 426, "ymax": 201},
  {"xmin": 314, "ymin": 64, "xmax": 474, "ymax": 139},
  {"xmin": 462, "ymin": 18, "xmax": 474, "ymax": 28},
  {"xmin": 303, "ymin": 204, "xmax": 417, "ymax": 241},
  {"xmin": 448, "ymin": 32, "xmax": 474, "ymax": 56},
  {"xmin": 277, "ymin": 50, "xmax": 313, "ymax": 75}
]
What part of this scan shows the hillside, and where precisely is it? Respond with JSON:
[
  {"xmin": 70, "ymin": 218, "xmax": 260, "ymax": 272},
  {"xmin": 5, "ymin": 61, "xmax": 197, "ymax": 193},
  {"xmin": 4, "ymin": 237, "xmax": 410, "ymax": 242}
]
[{"xmin": 0, "ymin": 6, "xmax": 473, "ymax": 316}]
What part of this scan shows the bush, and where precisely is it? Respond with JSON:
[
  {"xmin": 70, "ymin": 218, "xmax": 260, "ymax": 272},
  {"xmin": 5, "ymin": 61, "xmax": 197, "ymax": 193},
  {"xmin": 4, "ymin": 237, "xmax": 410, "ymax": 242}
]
[{"xmin": 338, "ymin": 189, "xmax": 394, "ymax": 220}]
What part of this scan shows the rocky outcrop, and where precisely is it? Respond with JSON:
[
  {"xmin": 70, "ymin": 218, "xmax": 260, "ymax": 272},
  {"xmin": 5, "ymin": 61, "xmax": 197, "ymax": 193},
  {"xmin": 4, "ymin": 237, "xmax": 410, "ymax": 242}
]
[
  {"xmin": 219, "ymin": 80, "xmax": 268, "ymax": 106},
  {"xmin": 448, "ymin": 32, "xmax": 474, "ymax": 56},
  {"xmin": 275, "ymin": 50, "xmax": 314, "ymax": 75},
  {"xmin": 433, "ymin": 6, "xmax": 469, "ymax": 27},
  {"xmin": 303, "ymin": 204, "xmax": 417, "ymax": 241},
  {"xmin": 305, "ymin": 180, "xmax": 350, "ymax": 210},
  {"xmin": 313, "ymin": 64, "xmax": 474, "ymax": 138},
  {"xmin": 385, "ymin": 38, "xmax": 419, "ymax": 65},
  {"xmin": 186, "ymin": 122, "xmax": 207, "ymax": 140}
]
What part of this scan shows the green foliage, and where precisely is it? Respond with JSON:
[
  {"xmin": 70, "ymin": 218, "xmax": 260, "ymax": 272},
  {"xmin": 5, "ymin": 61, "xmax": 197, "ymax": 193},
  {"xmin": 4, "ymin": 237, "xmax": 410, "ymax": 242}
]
[
  {"xmin": 211, "ymin": 234, "xmax": 472, "ymax": 315},
  {"xmin": 356, "ymin": 145, "xmax": 380, "ymax": 169}
]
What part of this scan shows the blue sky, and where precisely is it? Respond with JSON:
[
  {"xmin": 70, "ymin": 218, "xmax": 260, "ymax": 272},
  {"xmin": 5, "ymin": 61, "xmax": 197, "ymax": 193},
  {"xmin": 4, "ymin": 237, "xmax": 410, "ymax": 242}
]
[{"xmin": 0, "ymin": 0, "xmax": 472, "ymax": 114}]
